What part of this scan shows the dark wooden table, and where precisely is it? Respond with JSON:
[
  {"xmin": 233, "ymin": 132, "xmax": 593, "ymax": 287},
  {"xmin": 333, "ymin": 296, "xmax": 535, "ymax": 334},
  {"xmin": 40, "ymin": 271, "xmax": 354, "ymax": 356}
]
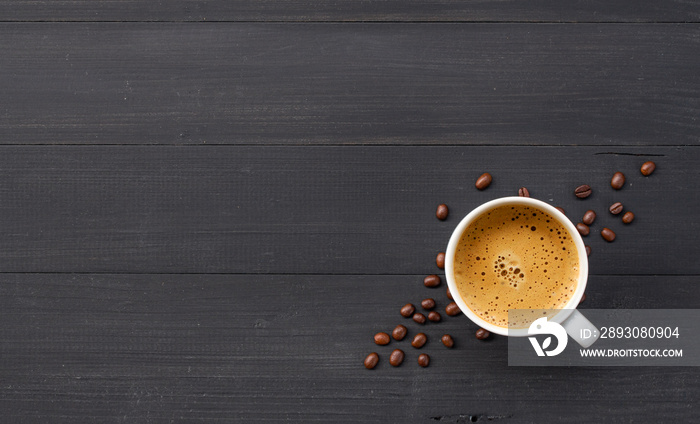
[{"xmin": 1, "ymin": 3, "xmax": 698, "ymax": 422}]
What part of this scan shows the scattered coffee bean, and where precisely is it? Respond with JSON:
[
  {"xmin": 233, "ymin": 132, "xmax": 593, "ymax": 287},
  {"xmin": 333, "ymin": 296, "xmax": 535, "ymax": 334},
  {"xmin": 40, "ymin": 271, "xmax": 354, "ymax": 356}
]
[
  {"xmin": 475, "ymin": 173, "xmax": 493, "ymax": 190},
  {"xmin": 585, "ymin": 245, "xmax": 591, "ymax": 256},
  {"xmin": 445, "ymin": 302, "xmax": 461, "ymax": 316},
  {"xmin": 413, "ymin": 313, "xmax": 427, "ymax": 324},
  {"xmin": 579, "ymin": 293, "xmax": 586, "ymax": 305},
  {"xmin": 518, "ymin": 187, "xmax": 530, "ymax": 197},
  {"xmin": 582, "ymin": 210, "xmax": 596, "ymax": 225},
  {"xmin": 424, "ymin": 274, "xmax": 441, "ymax": 288},
  {"xmin": 576, "ymin": 222, "xmax": 590, "ymax": 236},
  {"xmin": 641, "ymin": 161, "xmax": 656, "ymax": 176},
  {"xmin": 364, "ymin": 352, "xmax": 379, "ymax": 369},
  {"xmin": 601, "ymin": 227, "xmax": 616, "ymax": 242},
  {"xmin": 622, "ymin": 211, "xmax": 635, "ymax": 224},
  {"xmin": 418, "ymin": 353, "xmax": 430, "ymax": 368},
  {"xmin": 441, "ymin": 334, "xmax": 454, "ymax": 348},
  {"xmin": 400, "ymin": 303, "xmax": 416, "ymax": 318},
  {"xmin": 428, "ymin": 311, "xmax": 442, "ymax": 322},
  {"xmin": 436, "ymin": 252, "xmax": 445, "ymax": 269},
  {"xmin": 389, "ymin": 349, "xmax": 405, "ymax": 367},
  {"xmin": 446, "ymin": 288, "xmax": 453, "ymax": 300},
  {"xmin": 392, "ymin": 325, "xmax": 408, "ymax": 341},
  {"xmin": 374, "ymin": 332, "xmax": 391, "ymax": 346},
  {"xmin": 411, "ymin": 333, "xmax": 427, "ymax": 348},
  {"xmin": 610, "ymin": 172, "xmax": 626, "ymax": 190},
  {"xmin": 574, "ymin": 184, "xmax": 592, "ymax": 199},
  {"xmin": 436, "ymin": 204, "xmax": 449, "ymax": 220},
  {"xmin": 475, "ymin": 328, "xmax": 490, "ymax": 340},
  {"xmin": 421, "ymin": 298, "xmax": 436, "ymax": 310},
  {"xmin": 555, "ymin": 207, "xmax": 566, "ymax": 215},
  {"xmin": 609, "ymin": 202, "xmax": 623, "ymax": 215}
]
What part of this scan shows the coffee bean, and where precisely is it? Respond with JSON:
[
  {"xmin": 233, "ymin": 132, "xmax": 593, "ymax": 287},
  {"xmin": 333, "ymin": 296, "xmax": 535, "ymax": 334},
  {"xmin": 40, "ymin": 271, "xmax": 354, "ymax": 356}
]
[
  {"xmin": 574, "ymin": 184, "xmax": 592, "ymax": 198},
  {"xmin": 445, "ymin": 302, "xmax": 461, "ymax": 316},
  {"xmin": 555, "ymin": 207, "xmax": 566, "ymax": 215},
  {"xmin": 436, "ymin": 252, "xmax": 445, "ymax": 269},
  {"xmin": 601, "ymin": 227, "xmax": 616, "ymax": 242},
  {"xmin": 400, "ymin": 303, "xmax": 416, "ymax": 318},
  {"xmin": 579, "ymin": 293, "xmax": 586, "ymax": 305},
  {"xmin": 389, "ymin": 349, "xmax": 405, "ymax": 367},
  {"xmin": 475, "ymin": 328, "xmax": 490, "ymax": 340},
  {"xmin": 374, "ymin": 332, "xmax": 391, "ymax": 346},
  {"xmin": 609, "ymin": 202, "xmax": 623, "ymax": 215},
  {"xmin": 475, "ymin": 173, "xmax": 492, "ymax": 190},
  {"xmin": 441, "ymin": 334, "xmax": 454, "ymax": 348},
  {"xmin": 622, "ymin": 211, "xmax": 635, "ymax": 224},
  {"xmin": 518, "ymin": 187, "xmax": 530, "ymax": 197},
  {"xmin": 610, "ymin": 172, "xmax": 626, "ymax": 190},
  {"xmin": 582, "ymin": 210, "xmax": 596, "ymax": 225},
  {"xmin": 421, "ymin": 298, "xmax": 436, "ymax": 310},
  {"xmin": 392, "ymin": 325, "xmax": 408, "ymax": 341},
  {"xmin": 428, "ymin": 311, "xmax": 442, "ymax": 322},
  {"xmin": 424, "ymin": 274, "xmax": 441, "ymax": 288},
  {"xmin": 576, "ymin": 222, "xmax": 590, "ymax": 236},
  {"xmin": 436, "ymin": 204, "xmax": 449, "ymax": 220},
  {"xmin": 641, "ymin": 161, "xmax": 656, "ymax": 176},
  {"xmin": 411, "ymin": 333, "xmax": 427, "ymax": 348},
  {"xmin": 364, "ymin": 352, "xmax": 379, "ymax": 369},
  {"xmin": 413, "ymin": 313, "xmax": 427, "ymax": 324},
  {"xmin": 418, "ymin": 353, "xmax": 430, "ymax": 368},
  {"xmin": 585, "ymin": 245, "xmax": 591, "ymax": 256},
  {"xmin": 446, "ymin": 288, "xmax": 453, "ymax": 300}
]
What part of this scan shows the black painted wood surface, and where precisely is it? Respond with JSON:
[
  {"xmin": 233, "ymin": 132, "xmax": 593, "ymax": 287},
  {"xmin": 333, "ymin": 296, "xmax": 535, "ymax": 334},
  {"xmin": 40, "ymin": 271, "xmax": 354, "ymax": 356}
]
[{"xmin": 0, "ymin": 4, "xmax": 698, "ymax": 423}]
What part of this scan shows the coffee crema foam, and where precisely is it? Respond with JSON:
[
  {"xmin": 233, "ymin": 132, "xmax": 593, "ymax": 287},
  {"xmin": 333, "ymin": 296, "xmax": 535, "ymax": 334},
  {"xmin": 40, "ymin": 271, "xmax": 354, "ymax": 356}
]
[{"xmin": 453, "ymin": 205, "xmax": 579, "ymax": 328}]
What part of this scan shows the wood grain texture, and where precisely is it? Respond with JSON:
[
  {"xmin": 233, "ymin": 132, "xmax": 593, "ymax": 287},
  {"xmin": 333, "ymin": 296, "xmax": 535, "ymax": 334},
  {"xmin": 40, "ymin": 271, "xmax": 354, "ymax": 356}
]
[
  {"xmin": 0, "ymin": 145, "xmax": 695, "ymax": 275},
  {"xmin": 1, "ymin": 23, "xmax": 699, "ymax": 145},
  {"xmin": 1, "ymin": 274, "xmax": 697, "ymax": 422},
  {"xmin": 1, "ymin": 1, "xmax": 699, "ymax": 22}
]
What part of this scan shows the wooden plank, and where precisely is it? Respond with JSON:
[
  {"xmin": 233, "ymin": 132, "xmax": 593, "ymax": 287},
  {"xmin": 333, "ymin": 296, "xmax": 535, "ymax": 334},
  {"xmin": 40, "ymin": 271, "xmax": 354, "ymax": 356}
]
[
  {"xmin": 0, "ymin": 274, "xmax": 697, "ymax": 422},
  {"xmin": 0, "ymin": 145, "xmax": 695, "ymax": 275},
  {"xmin": 0, "ymin": 1, "xmax": 699, "ymax": 22},
  {"xmin": 1, "ymin": 23, "xmax": 698, "ymax": 145}
]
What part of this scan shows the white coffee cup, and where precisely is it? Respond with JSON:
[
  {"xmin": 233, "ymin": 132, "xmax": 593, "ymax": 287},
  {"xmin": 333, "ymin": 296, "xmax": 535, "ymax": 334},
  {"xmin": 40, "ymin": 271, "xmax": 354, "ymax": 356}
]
[{"xmin": 445, "ymin": 196, "xmax": 597, "ymax": 347}]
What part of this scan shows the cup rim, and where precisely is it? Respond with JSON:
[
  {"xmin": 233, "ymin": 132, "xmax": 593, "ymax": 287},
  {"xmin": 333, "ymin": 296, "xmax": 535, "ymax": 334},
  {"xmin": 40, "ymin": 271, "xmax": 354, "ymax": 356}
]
[{"xmin": 444, "ymin": 196, "xmax": 589, "ymax": 337}]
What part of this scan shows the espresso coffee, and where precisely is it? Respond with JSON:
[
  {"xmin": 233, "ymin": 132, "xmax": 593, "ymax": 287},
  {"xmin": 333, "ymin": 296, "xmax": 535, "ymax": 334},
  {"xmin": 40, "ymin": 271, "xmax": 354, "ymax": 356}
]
[{"xmin": 452, "ymin": 204, "xmax": 579, "ymax": 328}]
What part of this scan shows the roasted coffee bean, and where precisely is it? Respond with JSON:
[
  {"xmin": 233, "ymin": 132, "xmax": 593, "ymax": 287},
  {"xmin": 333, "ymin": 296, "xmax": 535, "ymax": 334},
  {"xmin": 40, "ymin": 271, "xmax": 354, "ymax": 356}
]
[
  {"xmin": 421, "ymin": 298, "xmax": 436, "ymax": 310},
  {"xmin": 418, "ymin": 353, "xmax": 430, "ymax": 368},
  {"xmin": 428, "ymin": 311, "xmax": 442, "ymax": 322},
  {"xmin": 610, "ymin": 172, "xmax": 626, "ymax": 190},
  {"xmin": 436, "ymin": 204, "xmax": 449, "ymax": 220},
  {"xmin": 585, "ymin": 245, "xmax": 591, "ymax": 256},
  {"xmin": 582, "ymin": 210, "xmax": 596, "ymax": 225},
  {"xmin": 609, "ymin": 202, "xmax": 623, "ymax": 215},
  {"xmin": 389, "ymin": 349, "xmax": 405, "ymax": 367},
  {"xmin": 441, "ymin": 334, "xmax": 454, "ymax": 348},
  {"xmin": 445, "ymin": 302, "xmax": 461, "ymax": 316},
  {"xmin": 411, "ymin": 333, "xmax": 427, "ymax": 348},
  {"xmin": 436, "ymin": 252, "xmax": 446, "ymax": 269},
  {"xmin": 392, "ymin": 325, "xmax": 408, "ymax": 341},
  {"xmin": 374, "ymin": 332, "xmax": 391, "ymax": 345},
  {"xmin": 576, "ymin": 222, "xmax": 590, "ymax": 236},
  {"xmin": 555, "ymin": 207, "xmax": 566, "ymax": 215},
  {"xmin": 518, "ymin": 187, "xmax": 530, "ymax": 197},
  {"xmin": 641, "ymin": 161, "xmax": 656, "ymax": 176},
  {"xmin": 364, "ymin": 352, "xmax": 379, "ymax": 369},
  {"xmin": 413, "ymin": 313, "xmax": 427, "ymax": 324},
  {"xmin": 424, "ymin": 274, "xmax": 441, "ymax": 288},
  {"xmin": 446, "ymin": 288, "xmax": 453, "ymax": 300},
  {"xmin": 475, "ymin": 172, "xmax": 493, "ymax": 190},
  {"xmin": 475, "ymin": 328, "xmax": 490, "ymax": 340},
  {"xmin": 622, "ymin": 211, "xmax": 635, "ymax": 224},
  {"xmin": 601, "ymin": 227, "xmax": 616, "ymax": 242},
  {"xmin": 574, "ymin": 184, "xmax": 592, "ymax": 198},
  {"xmin": 579, "ymin": 293, "xmax": 586, "ymax": 305},
  {"xmin": 400, "ymin": 303, "xmax": 416, "ymax": 318}
]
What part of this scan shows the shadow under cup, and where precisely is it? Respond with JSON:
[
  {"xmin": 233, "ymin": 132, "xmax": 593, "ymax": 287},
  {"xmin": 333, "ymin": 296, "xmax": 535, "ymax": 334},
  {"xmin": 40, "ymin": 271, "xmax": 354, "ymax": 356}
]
[{"xmin": 444, "ymin": 197, "xmax": 589, "ymax": 337}]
